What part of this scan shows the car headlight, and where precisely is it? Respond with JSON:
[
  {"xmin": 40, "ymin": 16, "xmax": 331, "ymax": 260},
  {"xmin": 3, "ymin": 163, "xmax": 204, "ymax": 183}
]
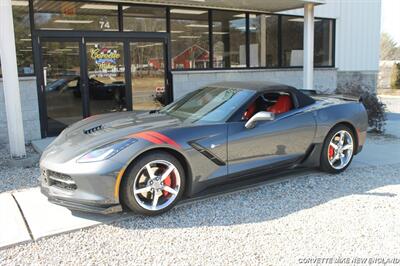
[{"xmin": 77, "ymin": 138, "xmax": 137, "ymax": 163}]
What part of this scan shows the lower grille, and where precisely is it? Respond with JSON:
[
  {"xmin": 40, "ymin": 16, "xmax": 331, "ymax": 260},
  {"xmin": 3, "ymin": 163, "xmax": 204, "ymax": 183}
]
[{"xmin": 43, "ymin": 169, "xmax": 77, "ymax": 190}]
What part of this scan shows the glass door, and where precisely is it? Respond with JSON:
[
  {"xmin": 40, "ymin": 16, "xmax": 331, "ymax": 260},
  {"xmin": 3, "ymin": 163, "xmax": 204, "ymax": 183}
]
[
  {"xmin": 130, "ymin": 42, "xmax": 167, "ymax": 111},
  {"xmin": 41, "ymin": 41, "xmax": 83, "ymax": 136},
  {"xmin": 86, "ymin": 41, "xmax": 127, "ymax": 115}
]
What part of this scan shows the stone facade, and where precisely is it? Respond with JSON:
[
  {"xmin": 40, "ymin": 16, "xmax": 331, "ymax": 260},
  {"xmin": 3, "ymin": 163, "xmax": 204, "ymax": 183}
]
[
  {"xmin": 336, "ymin": 71, "xmax": 378, "ymax": 94},
  {"xmin": 0, "ymin": 77, "xmax": 41, "ymax": 145},
  {"xmin": 172, "ymin": 68, "xmax": 338, "ymax": 99}
]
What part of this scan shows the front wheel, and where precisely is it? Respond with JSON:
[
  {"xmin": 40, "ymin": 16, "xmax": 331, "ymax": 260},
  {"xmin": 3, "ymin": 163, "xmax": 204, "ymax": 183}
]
[
  {"xmin": 121, "ymin": 152, "xmax": 185, "ymax": 216},
  {"xmin": 320, "ymin": 125, "xmax": 355, "ymax": 173}
]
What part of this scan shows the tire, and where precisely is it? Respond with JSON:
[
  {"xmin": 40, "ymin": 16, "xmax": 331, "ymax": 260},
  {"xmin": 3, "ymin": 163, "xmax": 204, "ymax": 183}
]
[
  {"xmin": 121, "ymin": 151, "xmax": 185, "ymax": 216},
  {"xmin": 320, "ymin": 124, "xmax": 355, "ymax": 174}
]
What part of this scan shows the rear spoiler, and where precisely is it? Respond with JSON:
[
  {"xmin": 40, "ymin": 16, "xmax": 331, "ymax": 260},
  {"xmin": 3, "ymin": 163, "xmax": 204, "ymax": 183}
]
[{"xmin": 300, "ymin": 89, "xmax": 361, "ymax": 102}]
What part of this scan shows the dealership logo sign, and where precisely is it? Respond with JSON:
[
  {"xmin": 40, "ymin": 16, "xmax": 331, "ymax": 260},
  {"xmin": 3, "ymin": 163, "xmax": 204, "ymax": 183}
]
[{"xmin": 90, "ymin": 47, "xmax": 121, "ymax": 71}]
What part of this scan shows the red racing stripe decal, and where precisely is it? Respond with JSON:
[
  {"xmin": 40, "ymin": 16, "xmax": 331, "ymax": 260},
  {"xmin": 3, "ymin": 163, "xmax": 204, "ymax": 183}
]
[
  {"xmin": 130, "ymin": 132, "xmax": 164, "ymax": 145},
  {"xmin": 145, "ymin": 131, "xmax": 181, "ymax": 149}
]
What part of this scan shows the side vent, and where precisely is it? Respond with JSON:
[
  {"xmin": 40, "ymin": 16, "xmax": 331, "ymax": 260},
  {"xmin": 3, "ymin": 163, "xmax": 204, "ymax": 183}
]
[
  {"xmin": 83, "ymin": 125, "xmax": 103, "ymax": 135},
  {"xmin": 188, "ymin": 141, "xmax": 226, "ymax": 166}
]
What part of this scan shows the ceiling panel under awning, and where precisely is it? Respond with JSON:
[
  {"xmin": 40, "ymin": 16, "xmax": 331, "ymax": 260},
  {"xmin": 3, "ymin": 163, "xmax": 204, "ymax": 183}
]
[{"xmin": 101, "ymin": 0, "xmax": 325, "ymax": 13}]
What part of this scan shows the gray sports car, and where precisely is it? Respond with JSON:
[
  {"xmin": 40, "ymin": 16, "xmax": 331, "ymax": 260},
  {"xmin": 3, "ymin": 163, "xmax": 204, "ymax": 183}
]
[{"xmin": 40, "ymin": 81, "xmax": 368, "ymax": 216}]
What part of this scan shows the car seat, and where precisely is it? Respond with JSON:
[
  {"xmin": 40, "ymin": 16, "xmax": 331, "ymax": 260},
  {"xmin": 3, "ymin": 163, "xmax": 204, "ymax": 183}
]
[
  {"xmin": 243, "ymin": 102, "xmax": 256, "ymax": 120},
  {"xmin": 266, "ymin": 95, "xmax": 293, "ymax": 114}
]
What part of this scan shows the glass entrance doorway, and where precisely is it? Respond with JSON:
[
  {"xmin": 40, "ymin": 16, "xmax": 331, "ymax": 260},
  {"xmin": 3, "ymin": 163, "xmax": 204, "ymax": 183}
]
[
  {"xmin": 130, "ymin": 42, "xmax": 166, "ymax": 111},
  {"xmin": 41, "ymin": 41, "xmax": 83, "ymax": 136},
  {"xmin": 39, "ymin": 37, "xmax": 169, "ymax": 137},
  {"xmin": 86, "ymin": 41, "xmax": 127, "ymax": 115}
]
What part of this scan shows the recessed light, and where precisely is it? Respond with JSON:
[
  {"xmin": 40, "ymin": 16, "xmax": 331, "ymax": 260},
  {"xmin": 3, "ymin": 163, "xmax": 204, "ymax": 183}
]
[
  {"xmin": 170, "ymin": 9, "xmax": 207, "ymax": 15},
  {"xmin": 80, "ymin": 4, "xmax": 118, "ymax": 11},
  {"xmin": 186, "ymin": 24, "xmax": 209, "ymax": 28},
  {"xmin": 178, "ymin": 36, "xmax": 201, "ymax": 39},
  {"xmin": 54, "ymin": 20, "xmax": 94, "ymax": 24},
  {"xmin": 288, "ymin": 18, "xmax": 321, "ymax": 22}
]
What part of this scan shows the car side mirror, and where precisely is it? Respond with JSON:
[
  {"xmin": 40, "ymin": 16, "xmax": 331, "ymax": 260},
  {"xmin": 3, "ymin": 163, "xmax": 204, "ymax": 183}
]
[{"xmin": 245, "ymin": 111, "xmax": 275, "ymax": 129}]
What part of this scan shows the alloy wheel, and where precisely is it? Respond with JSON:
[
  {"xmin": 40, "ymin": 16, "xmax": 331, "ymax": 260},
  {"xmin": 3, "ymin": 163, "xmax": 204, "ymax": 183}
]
[
  {"xmin": 327, "ymin": 130, "xmax": 354, "ymax": 170},
  {"xmin": 133, "ymin": 160, "xmax": 181, "ymax": 211}
]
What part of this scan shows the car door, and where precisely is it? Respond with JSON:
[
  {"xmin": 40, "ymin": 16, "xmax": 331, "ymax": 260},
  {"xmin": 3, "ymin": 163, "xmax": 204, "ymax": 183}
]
[{"xmin": 227, "ymin": 107, "xmax": 317, "ymax": 175}]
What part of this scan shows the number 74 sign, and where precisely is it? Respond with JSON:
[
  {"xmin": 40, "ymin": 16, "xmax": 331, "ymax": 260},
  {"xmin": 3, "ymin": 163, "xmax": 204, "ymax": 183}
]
[{"xmin": 99, "ymin": 16, "xmax": 111, "ymax": 29}]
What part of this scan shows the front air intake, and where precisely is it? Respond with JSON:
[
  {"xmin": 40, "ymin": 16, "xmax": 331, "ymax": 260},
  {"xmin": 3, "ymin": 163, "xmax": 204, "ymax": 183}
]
[{"xmin": 45, "ymin": 170, "xmax": 77, "ymax": 190}]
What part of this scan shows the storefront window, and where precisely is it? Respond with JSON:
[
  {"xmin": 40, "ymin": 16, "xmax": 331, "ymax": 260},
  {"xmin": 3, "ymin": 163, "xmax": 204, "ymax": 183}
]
[
  {"xmin": 123, "ymin": 6, "xmax": 166, "ymax": 32},
  {"xmin": 315, "ymin": 19, "xmax": 334, "ymax": 66},
  {"xmin": 170, "ymin": 9, "xmax": 209, "ymax": 69},
  {"xmin": 281, "ymin": 16, "xmax": 304, "ymax": 67},
  {"xmin": 249, "ymin": 14, "xmax": 278, "ymax": 67},
  {"xmin": 33, "ymin": 1, "xmax": 118, "ymax": 31},
  {"xmin": 281, "ymin": 16, "xmax": 334, "ymax": 67},
  {"xmin": 212, "ymin": 11, "xmax": 247, "ymax": 68},
  {"xmin": 0, "ymin": 0, "xmax": 34, "ymax": 76}
]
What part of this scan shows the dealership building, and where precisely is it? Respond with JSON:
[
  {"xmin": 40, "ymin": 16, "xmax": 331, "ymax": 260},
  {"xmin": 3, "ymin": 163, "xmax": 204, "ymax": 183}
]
[{"xmin": 0, "ymin": 0, "xmax": 381, "ymax": 157}]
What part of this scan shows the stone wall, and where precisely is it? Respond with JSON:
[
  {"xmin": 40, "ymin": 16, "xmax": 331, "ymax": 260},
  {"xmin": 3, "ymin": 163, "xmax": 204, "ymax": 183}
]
[
  {"xmin": 0, "ymin": 77, "xmax": 41, "ymax": 144},
  {"xmin": 336, "ymin": 71, "xmax": 378, "ymax": 94},
  {"xmin": 172, "ymin": 68, "xmax": 338, "ymax": 100}
]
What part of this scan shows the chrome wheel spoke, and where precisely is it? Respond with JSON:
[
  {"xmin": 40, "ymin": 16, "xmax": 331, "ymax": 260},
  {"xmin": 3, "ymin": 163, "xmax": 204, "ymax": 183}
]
[
  {"xmin": 342, "ymin": 144, "xmax": 353, "ymax": 151},
  {"xmin": 152, "ymin": 192, "xmax": 160, "ymax": 209},
  {"xmin": 330, "ymin": 143, "xmax": 339, "ymax": 150},
  {"xmin": 163, "ymin": 186, "xmax": 178, "ymax": 195},
  {"xmin": 134, "ymin": 186, "xmax": 152, "ymax": 195},
  {"xmin": 331, "ymin": 154, "xmax": 340, "ymax": 164},
  {"xmin": 145, "ymin": 164, "xmax": 155, "ymax": 179},
  {"xmin": 339, "ymin": 131, "xmax": 345, "ymax": 145},
  {"xmin": 160, "ymin": 165, "xmax": 175, "ymax": 182}
]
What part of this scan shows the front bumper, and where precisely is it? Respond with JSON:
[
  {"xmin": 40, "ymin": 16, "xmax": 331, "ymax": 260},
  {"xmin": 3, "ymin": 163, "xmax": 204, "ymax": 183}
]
[
  {"xmin": 41, "ymin": 184, "xmax": 122, "ymax": 214},
  {"xmin": 39, "ymin": 157, "xmax": 125, "ymax": 214}
]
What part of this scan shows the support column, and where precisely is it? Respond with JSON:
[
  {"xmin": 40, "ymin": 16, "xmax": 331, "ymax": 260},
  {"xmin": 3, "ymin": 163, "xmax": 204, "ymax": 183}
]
[
  {"xmin": 0, "ymin": 0, "xmax": 26, "ymax": 158},
  {"xmin": 303, "ymin": 3, "xmax": 314, "ymax": 90}
]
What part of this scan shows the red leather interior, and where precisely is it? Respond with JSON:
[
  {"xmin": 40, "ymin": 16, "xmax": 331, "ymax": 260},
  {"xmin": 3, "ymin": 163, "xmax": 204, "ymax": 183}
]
[
  {"xmin": 244, "ymin": 103, "xmax": 256, "ymax": 120},
  {"xmin": 267, "ymin": 95, "xmax": 293, "ymax": 114}
]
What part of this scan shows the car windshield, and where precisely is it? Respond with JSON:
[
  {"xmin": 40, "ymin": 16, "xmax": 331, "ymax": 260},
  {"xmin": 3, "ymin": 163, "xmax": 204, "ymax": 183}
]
[{"xmin": 160, "ymin": 87, "xmax": 255, "ymax": 123}]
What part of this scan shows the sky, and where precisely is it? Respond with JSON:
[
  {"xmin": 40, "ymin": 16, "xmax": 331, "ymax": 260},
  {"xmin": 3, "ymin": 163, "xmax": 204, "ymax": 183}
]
[{"xmin": 381, "ymin": 0, "xmax": 400, "ymax": 44}]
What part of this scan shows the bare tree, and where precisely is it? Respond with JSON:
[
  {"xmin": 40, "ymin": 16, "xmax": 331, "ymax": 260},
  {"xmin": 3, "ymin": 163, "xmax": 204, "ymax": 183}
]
[{"xmin": 380, "ymin": 32, "xmax": 400, "ymax": 60}]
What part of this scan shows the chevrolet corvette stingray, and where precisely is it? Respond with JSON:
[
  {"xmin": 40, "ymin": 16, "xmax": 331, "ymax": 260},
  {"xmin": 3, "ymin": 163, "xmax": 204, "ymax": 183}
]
[{"xmin": 40, "ymin": 82, "xmax": 368, "ymax": 216}]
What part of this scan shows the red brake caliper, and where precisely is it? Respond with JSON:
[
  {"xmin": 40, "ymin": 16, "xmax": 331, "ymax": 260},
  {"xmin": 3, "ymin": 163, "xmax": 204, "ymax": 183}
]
[
  {"xmin": 163, "ymin": 175, "xmax": 172, "ymax": 197},
  {"xmin": 328, "ymin": 145, "xmax": 335, "ymax": 159}
]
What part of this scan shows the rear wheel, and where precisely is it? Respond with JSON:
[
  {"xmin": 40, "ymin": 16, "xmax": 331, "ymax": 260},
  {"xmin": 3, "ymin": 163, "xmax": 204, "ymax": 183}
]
[
  {"xmin": 121, "ymin": 152, "xmax": 185, "ymax": 216},
  {"xmin": 320, "ymin": 125, "xmax": 355, "ymax": 173}
]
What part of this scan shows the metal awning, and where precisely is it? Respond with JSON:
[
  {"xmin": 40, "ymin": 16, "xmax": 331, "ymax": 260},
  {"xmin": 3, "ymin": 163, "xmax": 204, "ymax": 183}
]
[{"xmin": 107, "ymin": 0, "xmax": 325, "ymax": 13}]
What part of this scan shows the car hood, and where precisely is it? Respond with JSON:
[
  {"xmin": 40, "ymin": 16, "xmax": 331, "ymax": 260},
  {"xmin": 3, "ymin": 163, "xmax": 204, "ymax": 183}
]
[{"xmin": 41, "ymin": 111, "xmax": 182, "ymax": 163}]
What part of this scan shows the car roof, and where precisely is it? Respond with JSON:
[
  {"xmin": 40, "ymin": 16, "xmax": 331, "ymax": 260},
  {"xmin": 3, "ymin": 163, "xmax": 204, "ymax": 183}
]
[
  {"xmin": 208, "ymin": 81, "xmax": 295, "ymax": 92},
  {"xmin": 207, "ymin": 81, "xmax": 316, "ymax": 108}
]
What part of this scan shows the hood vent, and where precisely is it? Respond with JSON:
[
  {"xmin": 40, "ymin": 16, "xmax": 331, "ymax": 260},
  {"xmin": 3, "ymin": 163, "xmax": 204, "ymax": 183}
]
[{"xmin": 83, "ymin": 125, "xmax": 103, "ymax": 135}]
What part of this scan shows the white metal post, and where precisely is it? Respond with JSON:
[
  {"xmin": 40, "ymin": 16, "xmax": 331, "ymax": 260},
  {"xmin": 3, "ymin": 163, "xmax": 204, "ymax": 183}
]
[
  {"xmin": 303, "ymin": 3, "xmax": 314, "ymax": 90},
  {"xmin": 0, "ymin": 0, "xmax": 26, "ymax": 158}
]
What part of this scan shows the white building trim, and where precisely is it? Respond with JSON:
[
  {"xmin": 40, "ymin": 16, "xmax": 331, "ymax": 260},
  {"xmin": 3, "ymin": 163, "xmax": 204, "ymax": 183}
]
[
  {"xmin": 0, "ymin": 0, "xmax": 26, "ymax": 158},
  {"xmin": 303, "ymin": 3, "xmax": 315, "ymax": 90}
]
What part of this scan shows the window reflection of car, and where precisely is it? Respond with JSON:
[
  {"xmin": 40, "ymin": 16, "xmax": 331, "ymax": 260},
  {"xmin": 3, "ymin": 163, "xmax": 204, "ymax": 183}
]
[
  {"xmin": 70, "ymin": 77, "xmax": 125, "ymax": 102},
  {"xmin": 46, "ymin": 77, "xmax": 78, "ymax": 93}
]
